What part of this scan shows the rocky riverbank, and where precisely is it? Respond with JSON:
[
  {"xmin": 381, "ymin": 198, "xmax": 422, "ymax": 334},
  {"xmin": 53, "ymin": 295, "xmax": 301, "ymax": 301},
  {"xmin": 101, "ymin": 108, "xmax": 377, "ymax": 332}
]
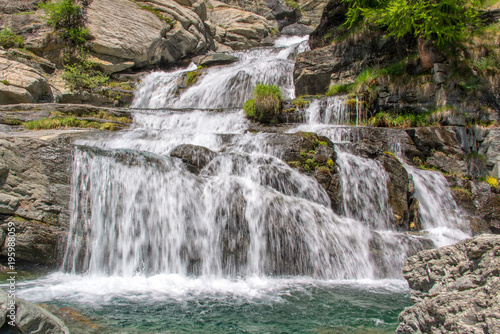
[{"xmin": 397, "ymin": 234, "xmax": 500, "ymax": 333}]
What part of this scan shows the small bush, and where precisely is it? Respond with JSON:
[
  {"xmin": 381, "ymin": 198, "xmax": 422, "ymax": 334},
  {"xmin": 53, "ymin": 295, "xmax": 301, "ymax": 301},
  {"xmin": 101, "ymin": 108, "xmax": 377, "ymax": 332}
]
[
  {"xmin": 38, "ymin": 0, "xmax": 82, "ymax": 30},
  {"xmin": 62, "ymin": 51, "xmax": 108, "ymax": 92},
  {"xmin": 0, "ymin": 27, "xmax": 25, "ymax": 49},
  {"xmin": 254, "ymin": 83, "xmax": 282, "ymax": 113},
  {"xmin": 369, "ymin": 111, "xmax": 438, "ymax": 128},
  {"xmin": 62, "ymin": 26, "xmax": 90, "ymax": 45}
]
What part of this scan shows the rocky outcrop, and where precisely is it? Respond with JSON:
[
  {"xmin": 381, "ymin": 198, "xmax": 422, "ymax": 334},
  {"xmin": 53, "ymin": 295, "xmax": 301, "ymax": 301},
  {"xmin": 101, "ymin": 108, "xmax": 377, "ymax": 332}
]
[
  {"xmin": 0, "ymin": 129, "xmax": 100, "ymax": 264},
  {"xmin": 397, "ymin": 234, "xmax": 500, "ymax": 334},
  {"xmin": 196, "ymin": 53, "xmax": 238, "ymax": 67},
  {"xmin": 0, "ymin": 52, "xmax": 56, "ymax": 104},
  {"xmin": 294, "ymin": 32, "xmax": 403, "ymax": 96},
  {"xmin": 0, "ymin": 289, "xmax": 70, "ymax": 333},
  {"xmin": 206, "ymin": 0, "xmax": 276, "ymax": 50},
  {"xmin": 308, "ymin": 0, "xmax": 347, "ymax": 50}
]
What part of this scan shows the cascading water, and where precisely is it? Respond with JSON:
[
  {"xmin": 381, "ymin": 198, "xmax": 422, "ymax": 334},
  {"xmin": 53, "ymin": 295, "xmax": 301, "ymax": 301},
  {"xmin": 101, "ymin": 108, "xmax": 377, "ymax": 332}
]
[{"xmin": 10, "ymin": 36, "xmax": 466, "ymax": 333}]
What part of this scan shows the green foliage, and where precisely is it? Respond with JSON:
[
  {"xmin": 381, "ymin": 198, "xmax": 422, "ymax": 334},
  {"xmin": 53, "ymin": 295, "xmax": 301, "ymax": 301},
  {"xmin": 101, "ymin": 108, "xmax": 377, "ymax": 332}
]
[
  {"xmin": 292, "ymin": 99, "xmax": 311, "ymax": 108},
  {"xmin": 38, "ymin": 0, "xmax": 82, "ymax": 30},
  {"xmin": 2, "ymin": 118, "xmax": 22, "ymax": 125},
  {"xmin": 243, "ymin": 99, "xmax": 257, "ymax": 118},
  {"xmin": 23, "ymin": 117, "xmax": 117, "ymax": 131},
  {"xmin": 344, "ymin": 0, "xmax": 486, "ymax": 48},
  {"xmin": 244, "ymin": 84, "xmax": 283, "ymax": 121},
  {"xmin": 62, "ymin": 26, "xmax": 90, "ymax": 45},
  {"xmin": 326, "ymin": 83, "xmax": 354, "ymax": 96},
  {"xmin": 1, "ymin": 79, "xmax": 9, "ymax": 85},
  {"xmin": 62, "ymin": 51, "xmax": 108, "ymax": 92},
  {"xmin": 0, "ymin": 27, "xmax": 25, "ymax": 49},
  {"xmin": 50, "ymin": 110, "xmax": 132, "ymax": 123},
  {"xmin": 450, "ymin": 186, "xmax": 473, "ymax": 197},
  {"xmin": 369, "ymin": 111, "xmax": 439, "ymax": 128},
  {"xmin": 186, "ymin": 71, "xmax": 201, "ymax": 86},
  {"xmin": 285, "ymin": 0, "xmax": 301, "ymax": 11}
]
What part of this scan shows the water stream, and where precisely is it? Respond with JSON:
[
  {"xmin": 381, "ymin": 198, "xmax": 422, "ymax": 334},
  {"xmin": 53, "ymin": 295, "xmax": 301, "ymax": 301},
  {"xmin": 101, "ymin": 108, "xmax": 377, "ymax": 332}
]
[{"xmin": 10, "ymin": 36, "xmax": 470, "ymax": 333}]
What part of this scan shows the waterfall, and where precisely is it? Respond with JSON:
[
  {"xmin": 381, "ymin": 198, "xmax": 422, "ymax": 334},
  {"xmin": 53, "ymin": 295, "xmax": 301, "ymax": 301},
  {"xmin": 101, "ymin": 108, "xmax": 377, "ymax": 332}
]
[
  {"xmin": 132, "ymin": 36, "xmax": 309, "ymax": 109},
  {"xmin": 60, "ymin": 36, "xmax": 467, "ymax": 286}
]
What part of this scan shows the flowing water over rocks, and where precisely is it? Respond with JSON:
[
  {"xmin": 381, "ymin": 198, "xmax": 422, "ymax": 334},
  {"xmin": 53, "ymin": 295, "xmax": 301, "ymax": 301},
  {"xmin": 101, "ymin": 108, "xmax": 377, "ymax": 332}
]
[{"xmin": 12, "ymin": 36, "xmax": 471, "ymax": 333}]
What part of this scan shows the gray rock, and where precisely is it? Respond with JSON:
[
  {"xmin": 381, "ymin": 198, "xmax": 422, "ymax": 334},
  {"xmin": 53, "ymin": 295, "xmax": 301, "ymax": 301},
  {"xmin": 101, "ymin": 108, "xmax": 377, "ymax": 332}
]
[
  {"xmin": 0, "ymin": 289, "xmax": 70, "ymax": 333},
  {"xmin": 171, "ymin": 144, "xmax": 218, "ymax": 174},
  {"xmin": 281, "ymin": 23, "xmax": 314, "ymax": 36},
  {"xmin": 397, "ymin": 234, "xmax": 500, "ymax": 334},
  {"xmin": 198, "ymin": 53, "xmax": 239, "ymax": 67}
]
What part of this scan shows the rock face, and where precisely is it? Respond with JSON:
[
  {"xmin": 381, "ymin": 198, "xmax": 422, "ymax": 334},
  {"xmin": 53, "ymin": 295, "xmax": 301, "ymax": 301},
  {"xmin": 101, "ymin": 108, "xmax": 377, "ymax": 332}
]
[
  {"xmin": 308, "ymin": 0, "xmax": 347, "ymax": 50},
  {"xmin": 397, "ymin": 234, "xmax": 500, "ymax": 334},
  {"xmin": 0, "ymin": 129, "xmax": 97, "ymax": 264},
  {"xmin": 207, "ymin": 0, "xmax": 276, "ymax": 50},
  {"xmin": 294, "ymin": 32, "xmax": 402, "ymax": 96},
  {"xmin": 0, "ymin": 52, "xmax": 55, "ymax": 104},
  {"xmin": 0, "ymin": 289, "xmax": 70, "ymax": 333}
]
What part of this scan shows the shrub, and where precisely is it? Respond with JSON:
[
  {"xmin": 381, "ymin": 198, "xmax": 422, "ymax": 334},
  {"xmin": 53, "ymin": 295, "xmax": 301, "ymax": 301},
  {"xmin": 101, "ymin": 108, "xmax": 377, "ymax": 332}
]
[
  {"xmin": 254, "ymin": 83, "xmax": 282, "ymax": 113},
  {"xmin": 38, "ymin": 0, "xmax": 82, "ymax": 30},
  {"xmin": 243, "ymin": 84, "xmax": 283, "ymax": 121},
  {"xmin": 62, "ymin": 52, "xmax": 108, "ymax": 92},
  {"xmin": 0, "ymin": 27, "xmax": 24, "ymax": 49}
]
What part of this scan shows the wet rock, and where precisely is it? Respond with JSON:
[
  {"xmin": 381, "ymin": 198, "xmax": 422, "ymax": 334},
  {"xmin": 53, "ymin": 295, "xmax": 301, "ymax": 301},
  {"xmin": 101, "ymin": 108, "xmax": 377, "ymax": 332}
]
[
  {"xmin": 0, "ymin": 289, "xmax": 70, "ymax": 333},
  {"xmin": 171, "ymin": 144, "xmax": 218, "ymax": 174},
  {"xmin": 281, "ymin": 23, "xmax": 314, "ymax": 36},
  {"xmin": 0, "ymin": 217, "xmax": 65, "ymax": 265},
  {"xmin": 397, "ymin": 234, "xmax": 500, "ymax": 334},
  {"xmin": 408, "ymin": 198, "xmax": 421, "ymax": 231},
  {"xmin": 377, "ymin": 153, "xmax": 409, "ymax": 229},
  {"xmin": 197, "ymin": 53, "xmax": 239, "ymax": 67}
]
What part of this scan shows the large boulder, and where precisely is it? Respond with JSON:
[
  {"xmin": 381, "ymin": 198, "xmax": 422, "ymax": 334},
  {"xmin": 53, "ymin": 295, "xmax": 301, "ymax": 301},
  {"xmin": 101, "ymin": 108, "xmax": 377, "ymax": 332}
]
[
  {"xmin": 170, "ymin": 144, "xmax": 218, "ymax": 174},
  {"xmin": 308, "ymin": 0, "xmax": 348, "ymax": 49},
  {"xmin": 0, "ymin": 53, "xmax": 56, "ymax": 104},
  {"xmin": 377, "ymin": 153, "xmax": 410, "ymax": 229},
  {"xmin": 397, "ymin": 234, "xmax": 500, "ymax": 334},
  {"xmin": 0, "ymin": 289, "xmax": 70, "ymax": 333},
  {"xmin": 207, "ymin": 0, "xmax": 277, "ymax": 50},
  {"xmin": 0, "ymin": 129, "xmax": 98, "ymax": 264}
]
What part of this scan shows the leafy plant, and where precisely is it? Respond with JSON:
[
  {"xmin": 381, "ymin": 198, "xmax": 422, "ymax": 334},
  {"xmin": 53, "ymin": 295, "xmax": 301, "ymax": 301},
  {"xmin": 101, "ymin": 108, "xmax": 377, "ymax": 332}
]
[
  {"xmin": 38, "ymin": 0, "xmax": 82, "ymax": 30},
  {"xmin": 1, "ymin": 79, "xmax": 10, "ymax": 85},
  {"xmin": 0, "ymin": 27, "xmax": 25, "ymax": 49},
  {"xmin": 244, "ymin": 84, "xmax": 283, "ymax": 121},
  {"xmin": 62, "ymin": 51, "xmax": 108, "ymax": 92}
]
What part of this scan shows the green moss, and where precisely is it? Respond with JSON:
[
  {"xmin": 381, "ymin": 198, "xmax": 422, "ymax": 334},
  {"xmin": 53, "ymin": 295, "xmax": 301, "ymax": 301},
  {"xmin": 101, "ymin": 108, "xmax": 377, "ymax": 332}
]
[
  {"xmin": 2, "ymin": 118, "xmax": 22, "ymax": 126},
  {"xmin": 1, "ymin": 80, "xmax": 9, "ymax": 85},
  {"xmin": 50, "ymin": 110, "xmax": 132, "ymax": 123},
  {"xmin": 23, "ymin": 117, "xmax": 117, "ymax": 131},
  {"xmin": 383, "ymin": 151, "xmax": 396, "ymax": 157},
  {"xmin": 292, "ymin": 99, "xmax": 311, "ymax": 108},
  {"xmin": 134, "ymin": 2, "xmax": 176, "ymax": 27},
  {"xmin": 369, "ymin": 111, "xmax": 439, "ymax": 128},
  {"xmin": 186, "ymin": 71, "xmax": 201, "ymax": 86}
]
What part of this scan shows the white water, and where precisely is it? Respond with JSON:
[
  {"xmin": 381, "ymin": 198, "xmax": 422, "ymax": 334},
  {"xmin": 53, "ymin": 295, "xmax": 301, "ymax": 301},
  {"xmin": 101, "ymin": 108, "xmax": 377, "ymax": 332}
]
[{"xmin": 132, "ymin": 36, "xmax": 309, "ymax": 109}]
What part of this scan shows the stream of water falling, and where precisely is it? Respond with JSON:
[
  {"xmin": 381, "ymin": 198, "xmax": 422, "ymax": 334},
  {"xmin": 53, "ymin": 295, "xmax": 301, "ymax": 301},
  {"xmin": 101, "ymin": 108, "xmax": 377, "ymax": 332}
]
[{"xmin": 10, "ymin": 36, "xmax": 469, "ymax": 333}]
